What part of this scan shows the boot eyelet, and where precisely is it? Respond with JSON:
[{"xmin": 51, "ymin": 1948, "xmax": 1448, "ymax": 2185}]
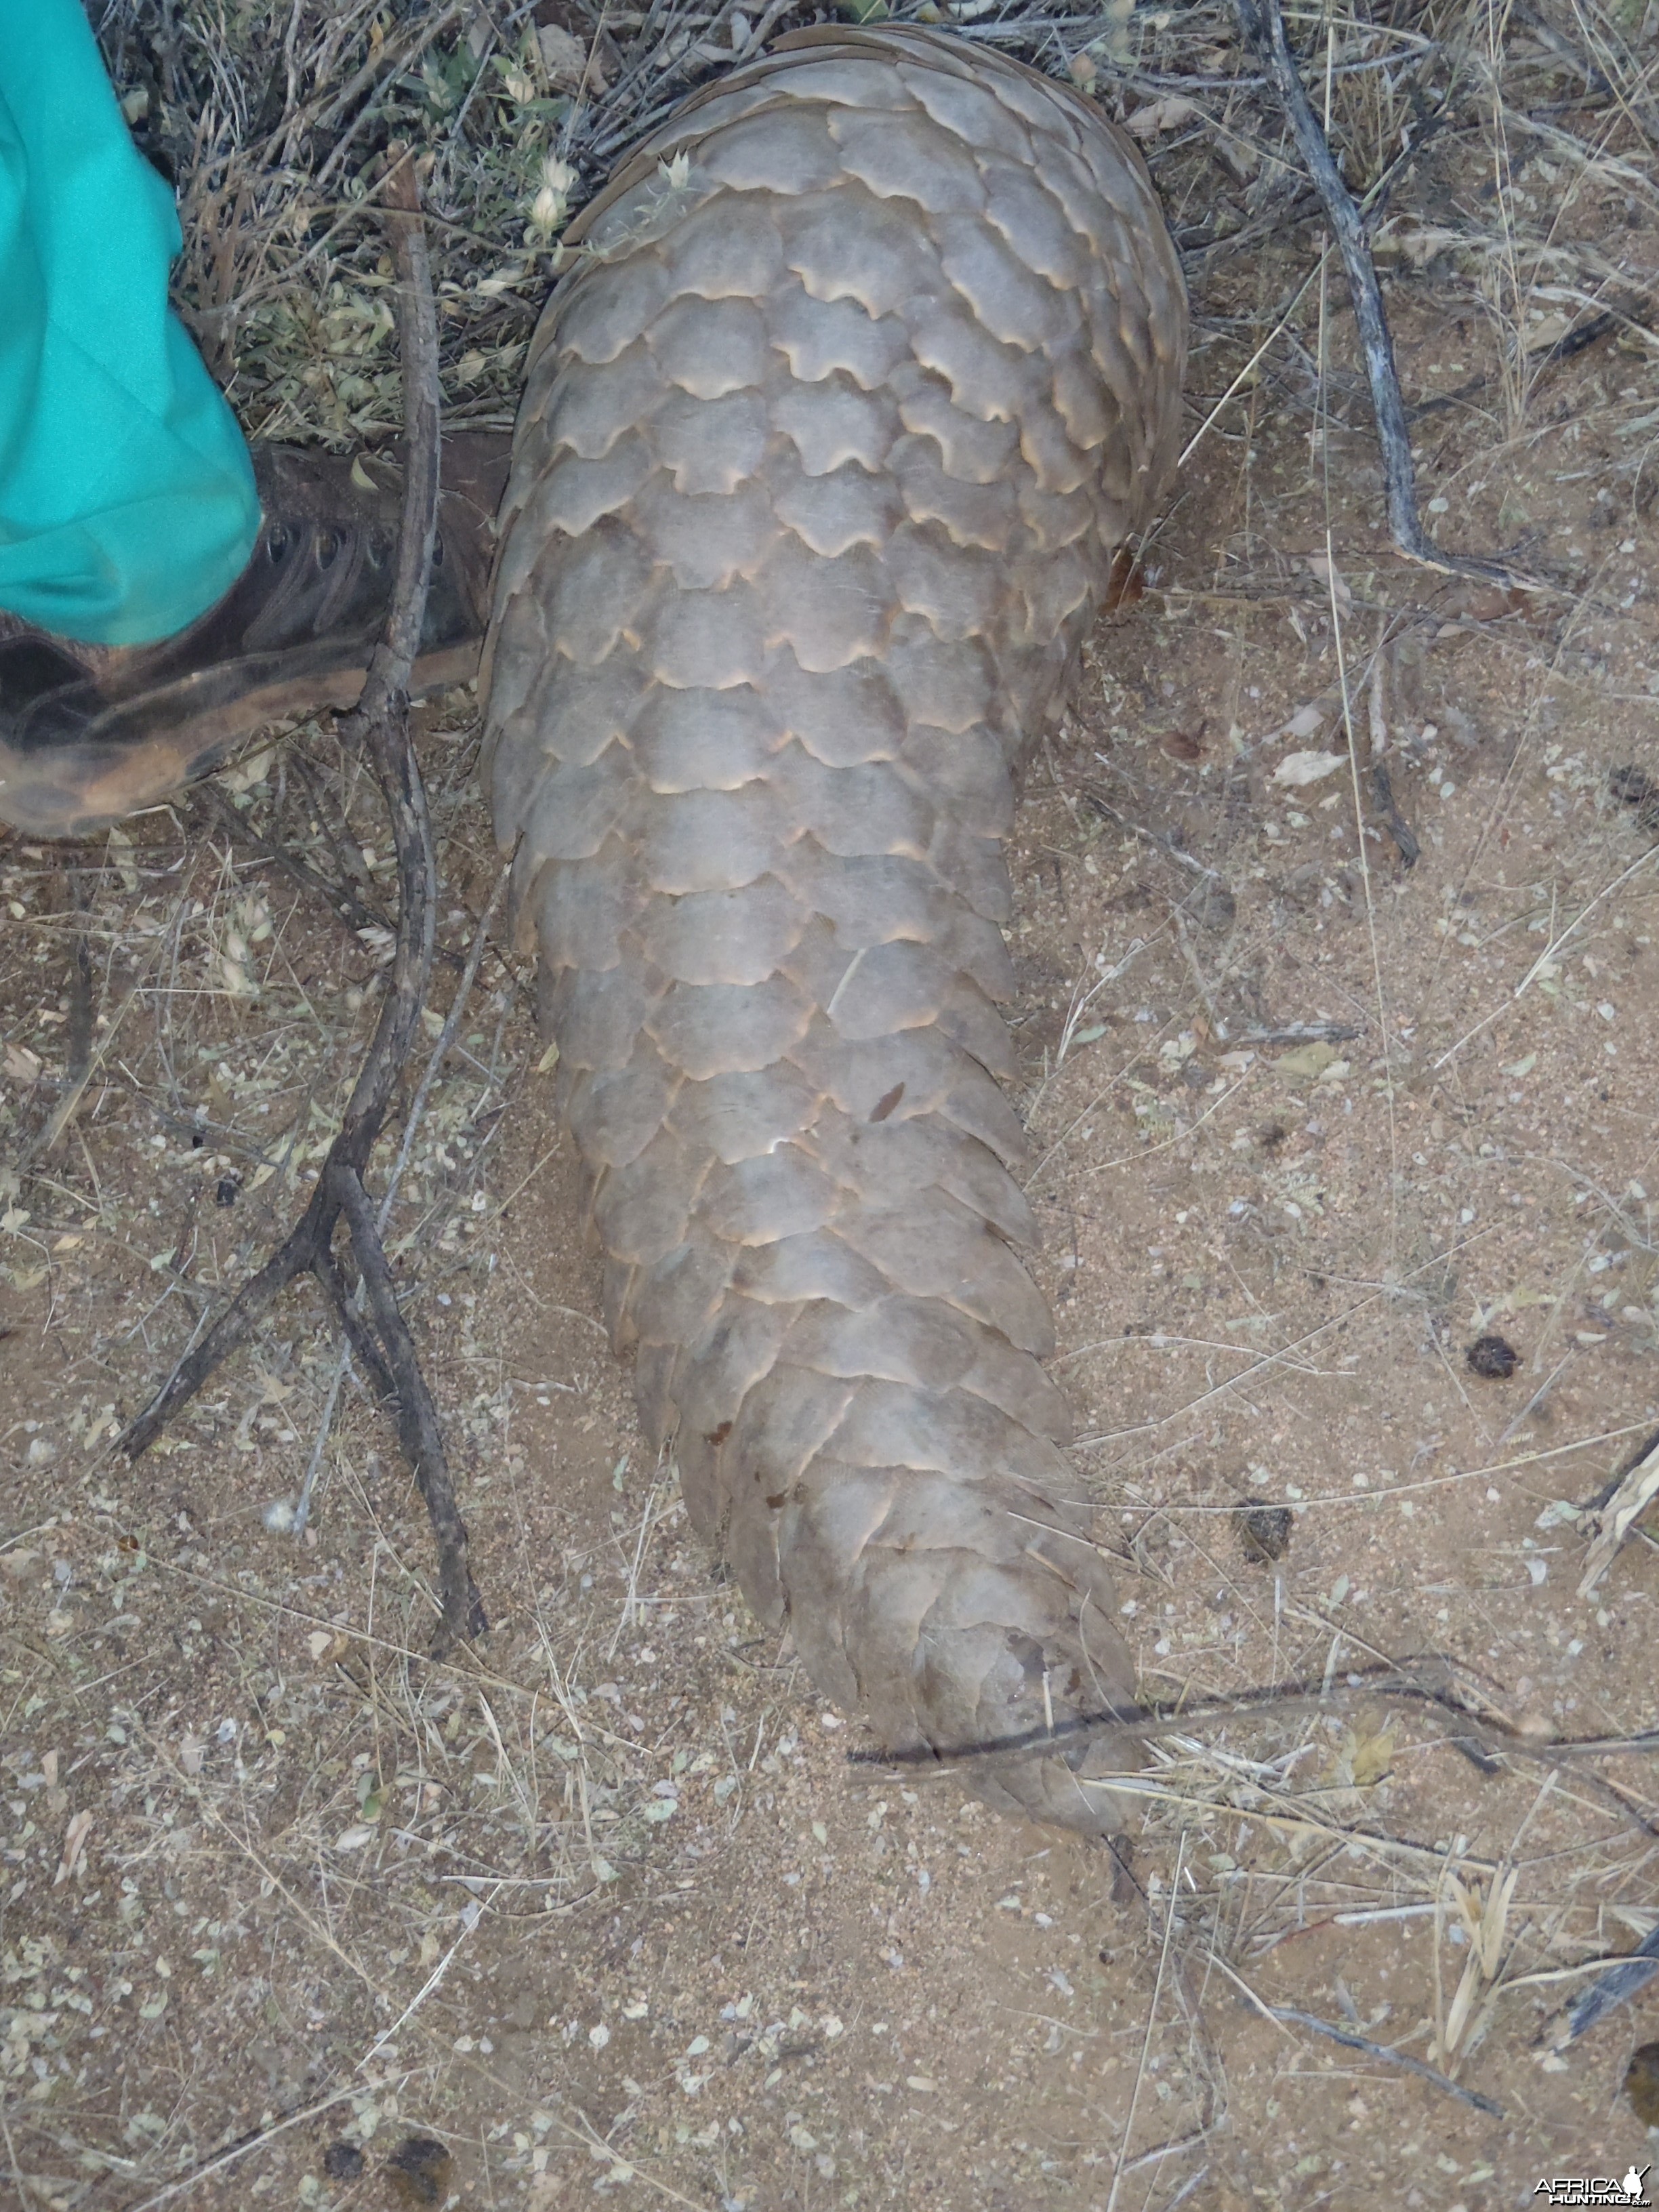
[
  {"xmin": 266, "ymin": 523, "xmax": 291, "ymax": 562},
  {"xmin": 432, "ymin": 536, "xmax": 445, "ymax": 569},
  {"xmin": 315, "ymin": 528, "xmax": 341, "ymax": 570}
]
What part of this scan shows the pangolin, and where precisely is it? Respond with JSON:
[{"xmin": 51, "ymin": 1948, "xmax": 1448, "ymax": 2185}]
[{"xmin": 483, "ymin": 24, "xmax": 1187, "ymax": 1836}]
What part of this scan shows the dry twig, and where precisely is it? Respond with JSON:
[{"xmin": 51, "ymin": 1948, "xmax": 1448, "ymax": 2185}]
[
  {"xmin": 1230, "ymin": 0, "xmax": 1516, "ymax": 583},
  {"xmin": 192, "ymin": 780, "xmax": 394, "ymax": 948},
  {"xmin": 848, "ymin": 1651, "xmax": 1659, "ymax": 1790},
  {"xmin": 1269, "ymin": 2007, "xmax": 1505, "ymax": 2116},
  {"xmin": 1578, "ymin": 1433, "xmax": 1659, "ymax": 1599},
  {"xmin": 120, "ymin": 148, "xmax": 485, "ymax": 1645},
  {"xmin": 1556, "ymin": 1923, "xmax": 1659, "ymax": 2048}
]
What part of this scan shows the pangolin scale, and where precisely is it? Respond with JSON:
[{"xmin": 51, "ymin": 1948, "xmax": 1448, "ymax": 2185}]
[{"xmin": 483, "ymin": 24, "xmax": 1186, "ymax": 1835}]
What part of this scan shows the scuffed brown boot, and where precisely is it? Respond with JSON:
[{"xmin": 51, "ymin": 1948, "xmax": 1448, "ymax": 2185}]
[{"xmin": 0, "ymin": 434, "xmax": 510, "ymax": 838}]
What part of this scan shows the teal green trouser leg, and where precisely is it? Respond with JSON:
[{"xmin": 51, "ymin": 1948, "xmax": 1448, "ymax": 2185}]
[{"xmin": 0, "ymin": 0, "xmax": 260, "ymax": 647}]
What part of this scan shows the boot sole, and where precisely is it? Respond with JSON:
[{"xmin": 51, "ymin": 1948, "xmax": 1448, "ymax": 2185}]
[{"xmin": 0, "ymin": 639, "xmax": 480, "ymax": 840}]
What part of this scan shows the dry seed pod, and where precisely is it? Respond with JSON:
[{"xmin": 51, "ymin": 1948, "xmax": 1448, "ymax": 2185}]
[{"xmin": 484, "ymin": 26, "xmax": 1187, "ymax": 1836}]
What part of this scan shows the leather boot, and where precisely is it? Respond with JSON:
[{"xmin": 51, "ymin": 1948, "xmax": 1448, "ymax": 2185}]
[{"xmin": 0, "ymin": 432, "xmax": 510, "ymax": 838}]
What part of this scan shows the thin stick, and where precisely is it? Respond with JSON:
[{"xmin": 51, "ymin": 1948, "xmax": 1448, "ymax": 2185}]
[
  {"xmin": 1176, "ymin": 245, "xmax": 1330, "ymax": 471},
  {"xmin": 120, "ymin": 2078, "xmax": 407, "ymax": 2212},
  {"xmin": 1269, "ymin": 2007, "xmax": 1505, "ymax": 2115},
  {"xmin": 196, "ymin": 777, "xmax": 470, "ymax": 968},
  {"xmin": 1230, "ymin": 0, "xmax": 1514, "ymax": 582},
  {"xmin": 361, "ymin": 1881, "xmax": 502, "ymax": 2069},
  {"xmin": 331, "ymin": 1166, "xmax": 478, "ymax": 1635},
  {"xmin": 1433, "ymin": 836, "xmax": 1659, "ymax": 1069},
  {"xmin": 291, "ymin": 1348, "xmax": 351, "ymax": 1540},
  {"xmin": 293, "ymin": 868, "xmax": 512, "ymax": 1538},
  {"xmin": 844, "ymin": 1652, "xmax": 1659, "ymax": 1782},
  {"xmin": 120, "ymin": 146, "xmax": 485, "ymax": 1645},
  {"xmin": 21, "ymin": 978, "xmax": 144, "ymax": 1166},
  {"xmin": 1105, "ymin": 1832, "xmax": 1186, "ymax": 2212},
  {"xmin": 1321, "ymin": 534, "xmax": 1399, "ymax": 1265},
  {"xmin": 382, "ymin": 859, "xmax": 514, "ymax": 1207},
  {"xmin": 1555, "ymin": 1924, "xmax": 1659, "ymax": 2047}
]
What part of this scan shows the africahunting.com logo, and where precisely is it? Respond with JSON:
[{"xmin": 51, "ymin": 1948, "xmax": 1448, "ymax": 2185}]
[{"xmin": 1533, "ymin": 2170, "xmax": 1651, "ymax": 2207}]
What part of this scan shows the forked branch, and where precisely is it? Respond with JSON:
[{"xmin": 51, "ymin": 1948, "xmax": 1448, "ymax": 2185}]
[{"xmin": 121, "ymin": 148, "xmax": 485, "ymax": 1645}]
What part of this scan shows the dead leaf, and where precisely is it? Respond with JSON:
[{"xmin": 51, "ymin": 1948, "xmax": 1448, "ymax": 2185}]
[
  {"xmin": 1325, "ymin": 1719, "xmax": 1395, "ymax": 1795},
  {"xmin": 4, "ymin": 1042, "xmax": 41, "ymax": 1085},
  {"xmin": 54, "ymin": 1809, "xmax": 93, "ymax": 1885},
  {"xmin": 1102, "ymin": 544, "xmax": 1145, "ymax": 613},
  {"xmin": 105, "ymin": 823, "xmax": 141, "ymax": 893},
  {"xmin": 1275, "ymin": 1041, "xmax": 1341, "ymax": 1080},
  {"xmin": 1374, "ymin": 219, "xmax": 1462, "ymax": 268},
  {"xmin": 1306, "ymin": 552, "xmax": 1353, "ymax": 615},
  {"xmin": 537, "ymin": 22, "xmax": 607, "ymax": 91},
  {"xmin": 1273, "ymin": 750, "xmax": 1347, "ymax": 788},
  {"xmin": 218, "ymin": 746, "xmax": 274, "ymax": 796},
  {"xmin": 1126, "ymin": 94, "xmax": 1197, "ymax": 138},
  {"xmin": 1282, "ymin": 703, "xmax": 1327, "ymax": 741},
  {"xmin": 219, "ymin": 928, "xmax": 258, "ymax": 998},
  {"xmin": 1525, "ymin": 312, "xmax": 1571, "ymax": 353},
  {"xmin": 1349, "ymin": 1723, "xmax": 1397, "ymax": 1790},
  {"xmin": 1458, "ymin": 586, "xmax": 1527, "ymax": 623},
  {"xmin": 1160, "ymin": 723, "xmax": 1207, "ymax": 762}
]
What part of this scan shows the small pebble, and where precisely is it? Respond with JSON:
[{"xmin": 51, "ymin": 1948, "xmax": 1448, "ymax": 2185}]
[
  {"xmin": 322, "ymin": 2141, "xmax": 365, "ymax": 2181},
  {"xmin": 1237, "ymin": 1499, "xmax": 1293, "ymax": 1563},
  {"xmin": 1467, "ymin": 1332, "xmax": 1519, "ymax": 1379}
]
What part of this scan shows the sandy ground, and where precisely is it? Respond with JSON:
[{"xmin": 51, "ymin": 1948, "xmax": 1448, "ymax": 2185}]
[{"xmin": 5, "ymin": 21, "xmax": 1659, "ymax": 2212}]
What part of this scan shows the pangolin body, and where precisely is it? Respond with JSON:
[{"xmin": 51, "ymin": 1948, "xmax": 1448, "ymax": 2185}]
[{"xmin": 484, "ymin": 25, "xmax": 1186, "ymax": 1835}]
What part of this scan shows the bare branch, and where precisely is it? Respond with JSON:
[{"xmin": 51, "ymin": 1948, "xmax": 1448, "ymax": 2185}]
[
  {"xmin": 120, "ymin": 143, "xmax": 485, "ymax": 1649},
  {"xmin": 1231, "ymin": 0, "xmax": 1519, "ymax": 586}
]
